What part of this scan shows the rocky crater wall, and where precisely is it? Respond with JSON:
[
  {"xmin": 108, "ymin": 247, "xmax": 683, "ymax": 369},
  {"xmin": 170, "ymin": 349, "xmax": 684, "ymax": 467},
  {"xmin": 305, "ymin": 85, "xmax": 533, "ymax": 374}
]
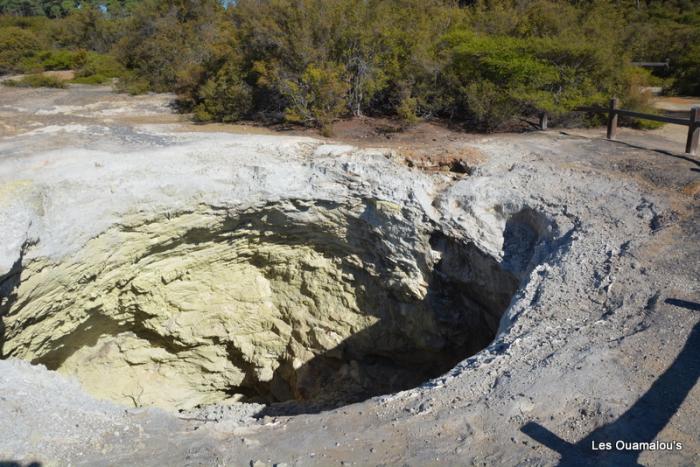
[{"xmin": 1, "ymin": 194, "xmax": 549, "ymax": 412}]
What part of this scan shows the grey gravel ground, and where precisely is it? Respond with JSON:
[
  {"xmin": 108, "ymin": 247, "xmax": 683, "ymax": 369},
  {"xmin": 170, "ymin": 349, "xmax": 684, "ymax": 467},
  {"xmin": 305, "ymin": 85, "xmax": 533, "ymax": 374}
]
[{"xmin": 0, "ymin": 84, "xmax": 698, "ymax": 466}]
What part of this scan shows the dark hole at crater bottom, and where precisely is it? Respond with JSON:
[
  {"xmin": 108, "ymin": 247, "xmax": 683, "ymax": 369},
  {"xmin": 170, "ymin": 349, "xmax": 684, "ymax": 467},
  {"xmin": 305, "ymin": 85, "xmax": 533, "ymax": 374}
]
[
  {"xmin": 247, "ymin": 231, "xmax": 527, "ymax": 417},
  {"xmin": 0, "ymin": 204, "xmax": 549, "ymax": 416}
]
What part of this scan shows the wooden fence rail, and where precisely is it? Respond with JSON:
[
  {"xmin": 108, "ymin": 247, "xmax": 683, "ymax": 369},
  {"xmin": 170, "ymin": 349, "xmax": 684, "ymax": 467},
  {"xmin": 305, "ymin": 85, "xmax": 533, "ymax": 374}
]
[{"xmin": 540, "ymin": 98, "xmax": 700, "ymax": 156}]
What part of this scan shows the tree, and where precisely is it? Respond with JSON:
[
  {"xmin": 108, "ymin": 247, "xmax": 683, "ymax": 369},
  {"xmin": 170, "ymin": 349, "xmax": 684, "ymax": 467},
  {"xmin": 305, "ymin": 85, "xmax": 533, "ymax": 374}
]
[
  {"xmin": 50, "ymin": 4, "xmax": 120, "ymax": 52},
  {"xmin": 3, "ymin": 0, "xmax": 691, "ymax": 130},
  {"xmin": 441, "ymin": 29, "xmax": 627, "ymax": 130},
  {"xmin": 0, "ymin": 0, "xmax": 43, "ymax": 16},
  {"xmin": 112, "ymin": 0, "xmax": 234, "ymax": 92},
  {"xmin": 40, "ymin": 1, "xmax": 79, "ymax": 18},
  {"xmin": 0, "ymin": 0, "xmax": 139, "ymax": 18}
]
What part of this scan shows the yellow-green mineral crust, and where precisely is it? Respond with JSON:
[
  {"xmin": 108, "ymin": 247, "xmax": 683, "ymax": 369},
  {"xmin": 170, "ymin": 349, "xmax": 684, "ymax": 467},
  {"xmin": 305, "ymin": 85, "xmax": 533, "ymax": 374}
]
[{"xmin": 3, "ymin": 208, "xmax": 388, "ymax": 410}]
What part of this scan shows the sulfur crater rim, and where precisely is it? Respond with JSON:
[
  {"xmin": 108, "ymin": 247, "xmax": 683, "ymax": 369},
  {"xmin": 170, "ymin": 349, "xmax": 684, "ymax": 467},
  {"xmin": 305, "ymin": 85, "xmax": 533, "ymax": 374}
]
[{"xmin": 0, "ymin": 197, "xmax": 551, "ymax": 412}]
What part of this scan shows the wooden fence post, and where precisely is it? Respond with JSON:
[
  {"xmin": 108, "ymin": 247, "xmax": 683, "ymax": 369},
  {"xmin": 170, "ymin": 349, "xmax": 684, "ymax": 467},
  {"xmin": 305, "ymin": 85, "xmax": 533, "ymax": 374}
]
[
  {"xmin": 607, "ymin": 97, "xmax": 619, "ymax": 140},
  {"xmin": 686, "ymin": 106, "xmax": 699, "ymax": 156},
  {"xmin": 539, "ymin": 112, "xmax": 548, "ymax": 130}
]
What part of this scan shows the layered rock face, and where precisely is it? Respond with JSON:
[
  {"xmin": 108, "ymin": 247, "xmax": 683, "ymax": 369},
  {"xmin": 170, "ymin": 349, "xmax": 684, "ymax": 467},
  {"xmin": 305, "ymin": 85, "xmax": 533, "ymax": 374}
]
[
  {"xmin": 3, "ymin": 87, "xmax": 699, "ymax": 467},
  {"xmin": 0, "ymin": 92, "xmax": 545, "ymax": 412},
  {"xmin": 2, "ymin": 196, "xmax": 525, "ymax": 410}
]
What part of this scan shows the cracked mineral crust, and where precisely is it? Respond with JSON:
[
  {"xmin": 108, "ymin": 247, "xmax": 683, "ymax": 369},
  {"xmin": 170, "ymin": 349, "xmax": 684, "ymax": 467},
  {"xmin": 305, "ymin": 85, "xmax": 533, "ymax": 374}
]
[{"xmin": 0, "ymin": 85, "xmax": 698, "ymax": 466}]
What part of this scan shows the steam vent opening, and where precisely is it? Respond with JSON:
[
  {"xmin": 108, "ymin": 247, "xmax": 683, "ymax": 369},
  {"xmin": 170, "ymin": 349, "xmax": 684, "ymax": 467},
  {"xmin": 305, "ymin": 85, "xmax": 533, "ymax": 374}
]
[{"xmin": 0, "ymin": 200, "xmax": 545, "ymax": 413}]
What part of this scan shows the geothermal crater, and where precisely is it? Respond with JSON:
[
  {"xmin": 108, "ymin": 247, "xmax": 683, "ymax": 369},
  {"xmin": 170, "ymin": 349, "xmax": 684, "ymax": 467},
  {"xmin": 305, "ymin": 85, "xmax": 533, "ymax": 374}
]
[
  {"xmin": 2, "ymin": 87, "xmax": 699, "ymax": 466},
  {"xmin": 1, "ymin": 198, "xmax": 541, "ymax": 412}
]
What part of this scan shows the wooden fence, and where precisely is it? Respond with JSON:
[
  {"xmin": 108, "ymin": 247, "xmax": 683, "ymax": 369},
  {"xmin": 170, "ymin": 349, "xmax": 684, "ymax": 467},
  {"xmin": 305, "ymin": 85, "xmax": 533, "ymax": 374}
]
[{"xmin": 538, "ymin": 98, "xmax": 700, "ymax": 156}]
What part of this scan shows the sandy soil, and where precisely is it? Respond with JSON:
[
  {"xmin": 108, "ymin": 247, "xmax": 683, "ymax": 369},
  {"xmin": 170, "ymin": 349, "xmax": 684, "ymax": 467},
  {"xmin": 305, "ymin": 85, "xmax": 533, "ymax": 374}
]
[{"xmin": 653, "ymin": 95, "xmax": 700, "ymax": 112}]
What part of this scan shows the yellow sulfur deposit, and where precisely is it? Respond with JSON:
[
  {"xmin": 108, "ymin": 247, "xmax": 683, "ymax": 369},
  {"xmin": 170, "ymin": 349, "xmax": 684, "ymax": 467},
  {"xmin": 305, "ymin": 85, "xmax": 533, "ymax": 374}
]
[
  {"xmin": 3, "ymin": 208, "xmax": 382, "ymax": 410},
  {"xmin": 2, "ymin": 201, "xmax": 516, "ymax": 411}
]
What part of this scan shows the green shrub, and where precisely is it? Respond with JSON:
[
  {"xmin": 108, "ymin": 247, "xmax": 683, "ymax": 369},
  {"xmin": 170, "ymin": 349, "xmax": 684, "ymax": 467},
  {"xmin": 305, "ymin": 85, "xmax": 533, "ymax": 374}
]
[
  {"xmin": 0, "ymin": 14, "xmax": 49, "ymax": 30},
  {"xmin": 0, "ymin": 0, "xmax": 42, "ymax": 17},
  {"xmin": 3, "ymin": 73, "xmax": 66, "ymax": 88},
  {"xmin": 192, "ymin": 63, "xmax": 252, "ymax": 123},
  {"xmin": 230, "ymin": 0, "xmax": 463, "ymax": 122},
  {"xmin": 282, "ymin": 62, "xmax": 350, "ymax": 132},
  {"xmin": 49, "ymin": 6, "xmax": 123, "ymax": 53},
  {"xmin": 14, "ymin": 54, "xmax": 43, "ymax": 73},
  {"xmin": 618, "ymin": 66, "xmax": 664, "ymax": 129},
  {"xmin": 441, "ymin": 30, "xmax": 623, "ymax": 129},
  {"xmin": 9, "ymin": 48, "xmax": 86, "ymax": 74},
  {"xmin": 114, "ymin": 74, "xmax": 151, "ymax": 95},
  {"xmin": 461, "ymin": 80, "xmax": 520, "ymax": 131},
  {"xmin": 0, "ymin": 43, "xmax": 126, "ymax": 84},
  {"xmin": 396, "ymin": 95, "xmax": 419, "ymax": 125},
  {"xmin": 673, "ymin": 44, "xmax": 700, "ymax": 96},
  {"xmin": 38, "ymin": 49, "xmax": 77, "ymax": 70},
  {"xmin": 0, "ymin": 26, "xmax": 41, "ymax": 74},
  {"xmin": 73, "ymin": 52, "xmax": 126, "ymax": 84},
  {"xmin": 112, "ymin": 0, "xmax": 233, "ymax": 92},
  {"xmin": 2, "ymin": 0, "xmax": 692, "ymax": 133}
]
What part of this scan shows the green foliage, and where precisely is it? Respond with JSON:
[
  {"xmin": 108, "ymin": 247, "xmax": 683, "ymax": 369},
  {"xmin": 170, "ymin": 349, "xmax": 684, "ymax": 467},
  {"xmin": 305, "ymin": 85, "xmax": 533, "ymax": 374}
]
[
  {"xmin": 37, "ymin": 48, "xmax": 77, "ymax": 69},
  {"xmin": 618, "ymin": 67, "xmax": 663, "ymax": 129},
  {"xmin": 49, "ymin": 5, "xmax": 123, "ymax": 52},
  {"xmin": 192, "ymin": 62, "xmax": 253, "ymax": 122},
  {"xmin": 112, "ymin": 0, "xmax": 234, "ymax": 92},
  {"xmin": 3, "ymin": 72, "xmax": 66, "ymax": 87},
  {"xmin": 2, "ymin": 0, "xmax": 698, "ymax": 131},
  {"xmin": 282, "ymin": 63, "xmax": 350, "ymax": 131},
  {"xmin": 0, "ymin": 0, "xmax": 81, "ymax": 18},
  {"xmin": 619, "ymin": 0, "xmax": 700, "ymax": 95},
  {"xmin": 396, "ymin": 95, "xmax": 419, "ymax": 125},
  {"xmin": 460, "ymin": 80, "xmax": 520, "ymax": 131},
  {"xmin": 674, "ymin": 44, "xmax": 700, "ymax": 95},
  {"xmin": 442, "ymin": 31, "xmax": 618, "ymax": 130},
  {"xmin": 70, "ymin": 73, "xmax": 105, "ymax": 84},
  {"xmin": 72, "ymin": 51, "xmax": 125, "ymax": 83},
  {"xmin": 230, "ymin": 0, "xmax": 463, "ymax": 122},
  {"xmin": 0, "ymin": 0, "xmax": 138, "ymax": 18},
  {"xmin": 0, "ymin": 13, "xmax": 50, "ymax": 31},
  {"xmin": 0, "ymin": 0, "xmax": 43, "ymax": 16},
  {"xmin": 0, "ymin": 26, "xmax": 41, "ymax": 73},
  {"xmin": 41, "ymin": 1, "xmax": 80, "ymax": 18},
  {"xmin": 114, "ymin": 73, "xmax": 149, "ymax": 94}
]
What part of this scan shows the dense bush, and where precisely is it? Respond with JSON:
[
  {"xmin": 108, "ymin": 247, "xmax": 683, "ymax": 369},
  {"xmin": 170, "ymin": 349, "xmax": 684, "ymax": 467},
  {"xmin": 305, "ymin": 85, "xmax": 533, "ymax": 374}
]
[
  {"xmin": 0, "ymin": 0, "xmax": 43, "ymax": 16},
  {"xmin": 203, "ymin": 0, "xmax": 465, "ymax": 127},
  {"xmin": 0, "ymin": 0, "xmax": 139, "ymax": 18},
  {"xmin": 440, "ymin": 31, "xmax": 625, "ymax": 130},
  {"xmin": 192, "ymin": 61, "xmax": 252, "ymax": 122},
  {"xmin": 0, "ymin": 26, "xmax": 41, "ymax": 73},
  {"xmin": 49, "ymin": 6, "xmax": 124, "ymax": 53},
  {"xmin": 3, "ymin": 72, "xmax": 66, "ymax": 87},
  {"xmin": 674, "ymin": 45, "xmax": 700, "ymax": 96},
  {"xmin": 621, "ymin": 0, "xmax": 700, "ymax": 95},
  {"xmin": 281, "ymin": 62, "xmax": 351, "ymax": 132},
  {"xmin": 72, "ymin": 51, "xmax": 126, "ymax": 83},
  {"xmin": 181, "ymin": 0, "xmax": 663, "ymax": 130},
  {"xmin": 112, "ymin": 0, "xmax": 234, "ymax": 93},
  {"xmin": 37, "ymin": 49, "xmax": 78, "ymax": 69},
  {"xmin": 1, "ymin": 0, "xmax": 698, "ymax": 130}
]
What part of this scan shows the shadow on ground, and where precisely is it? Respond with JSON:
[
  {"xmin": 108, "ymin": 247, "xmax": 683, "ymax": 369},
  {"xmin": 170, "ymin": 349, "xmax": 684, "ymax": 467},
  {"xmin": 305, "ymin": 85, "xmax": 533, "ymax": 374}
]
[
  {"xmin": 0, "ymin": 462, "xmax": 42, "ymax": 467},
  {"xmin": 252, "ymin": 207, "xmax": 551, "ymax": 417},
  {"xmin": 522, "ymin": 301, "xmax": 699, "ymax": 466}
]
